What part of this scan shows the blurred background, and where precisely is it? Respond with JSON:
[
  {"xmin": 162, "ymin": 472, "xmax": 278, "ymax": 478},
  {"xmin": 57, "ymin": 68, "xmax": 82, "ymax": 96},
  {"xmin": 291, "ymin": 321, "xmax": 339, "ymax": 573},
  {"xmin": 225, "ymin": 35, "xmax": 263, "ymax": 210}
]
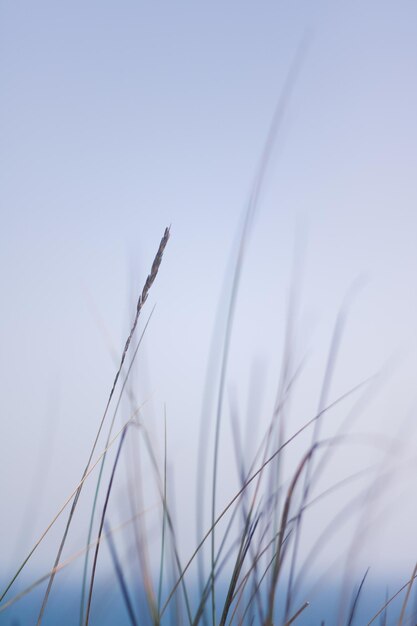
[{"xmin": 1, "ymin": 1, "xmax": 417, "ymax": 623}]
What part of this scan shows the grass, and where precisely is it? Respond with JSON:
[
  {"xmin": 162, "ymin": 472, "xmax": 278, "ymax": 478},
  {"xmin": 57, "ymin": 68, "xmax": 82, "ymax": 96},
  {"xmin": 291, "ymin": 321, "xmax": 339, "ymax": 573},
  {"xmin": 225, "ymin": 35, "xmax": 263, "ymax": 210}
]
[
  {"xmin": 0, "ymin": 222, "xmax": 416, "ymax": 625},
  {"xmin": 1, "ymin": 58, "xmax": 416, "ymax": 626}
]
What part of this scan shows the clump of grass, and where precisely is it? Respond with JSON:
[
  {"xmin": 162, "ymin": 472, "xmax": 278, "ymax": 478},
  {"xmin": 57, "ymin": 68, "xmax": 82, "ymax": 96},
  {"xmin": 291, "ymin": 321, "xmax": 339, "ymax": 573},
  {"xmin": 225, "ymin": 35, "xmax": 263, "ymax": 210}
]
[
  {"xmin": 1, "ymin": 221, "xmax": 416, "ymax": 626},
  {"xmin": 1, "ymin": 58, "xmax": 416, "ymax": 626}
]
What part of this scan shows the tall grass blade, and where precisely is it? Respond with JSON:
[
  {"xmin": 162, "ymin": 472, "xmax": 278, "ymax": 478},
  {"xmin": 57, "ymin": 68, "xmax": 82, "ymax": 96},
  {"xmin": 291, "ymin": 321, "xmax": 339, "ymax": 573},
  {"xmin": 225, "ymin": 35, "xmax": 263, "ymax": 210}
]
[
  {"xmin": 36, "ymin": 227, "xmax": 170, "ymax": 625},
  {"xmin": 104, "ymin": 519, "xmax": 139, "ymax": 626},
  {"xmin": 80, "ymin": 306, "xmax": 156, "ymax": 625},
  {"xmin": 157, "ymin": 407, "xmax": 168, "ymax": 613},
  {"xmin": 208, "ymin": 38, "xmax": 310, "ymax": 626},
  {"xmin": 85, "ymin": 426, "xmax": 128, "ymax": 626},
  {"xmin": 346, "ymin": 567, "xmax": 370, "ymax": 626},
  {"xmin": 398, "ymin": 561, "xmax": 417, "ymax": 626}
]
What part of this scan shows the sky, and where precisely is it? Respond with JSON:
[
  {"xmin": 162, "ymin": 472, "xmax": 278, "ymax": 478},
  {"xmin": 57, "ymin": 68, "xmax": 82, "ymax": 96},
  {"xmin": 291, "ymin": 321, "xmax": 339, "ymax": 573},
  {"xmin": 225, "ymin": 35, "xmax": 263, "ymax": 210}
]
[{"xmin": 2, "ymin": 0, "xmax": 417, "ymax": 617}]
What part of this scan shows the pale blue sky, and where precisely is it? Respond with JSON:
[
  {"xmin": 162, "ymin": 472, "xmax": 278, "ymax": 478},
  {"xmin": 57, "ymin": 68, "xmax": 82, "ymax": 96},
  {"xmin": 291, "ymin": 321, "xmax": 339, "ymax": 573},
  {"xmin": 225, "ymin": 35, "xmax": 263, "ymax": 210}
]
[{"xmin": 1, "ymin": 0, "xmax": 417, "ymax": 596}]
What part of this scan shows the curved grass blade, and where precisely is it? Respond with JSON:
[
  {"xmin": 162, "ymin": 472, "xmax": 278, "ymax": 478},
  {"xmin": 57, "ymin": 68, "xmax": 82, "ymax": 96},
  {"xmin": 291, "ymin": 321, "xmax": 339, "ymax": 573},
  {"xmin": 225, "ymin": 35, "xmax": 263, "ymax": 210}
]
[
  {"xmin": 104, "ymin": 519, "xmax": 139, "ymax": 626},
  {"xmin": 85, "ymin": 426, "xmax": 128, "ymax": 625},
  {"xmin": 207, "ymin": 37, "xmax": 311, "ymax": 626},
  {"xmin": 346, "ymin": 567, "xmax": 370, "ymax": 626}
]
